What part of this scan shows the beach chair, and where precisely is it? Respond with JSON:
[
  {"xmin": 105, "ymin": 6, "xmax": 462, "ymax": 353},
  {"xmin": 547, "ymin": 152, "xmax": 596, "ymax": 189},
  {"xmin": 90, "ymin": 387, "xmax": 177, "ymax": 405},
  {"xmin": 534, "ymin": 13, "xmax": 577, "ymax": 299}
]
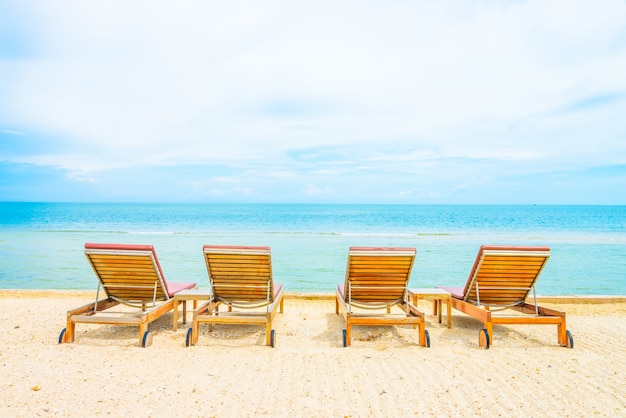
[
  {"xmin": 186, "ymin": 245, "xmax": 284, "ymax": 347},
  {"xmin": 437, "ymin": 245, "xmax": 573, "ymax": 349},
  {"xmin": 58, "ymin": 243, "xmax": 196, "ymax": 347},
  {"xmin": 335, "ymin": 247, "xmax": 429, "ymax": 347}
]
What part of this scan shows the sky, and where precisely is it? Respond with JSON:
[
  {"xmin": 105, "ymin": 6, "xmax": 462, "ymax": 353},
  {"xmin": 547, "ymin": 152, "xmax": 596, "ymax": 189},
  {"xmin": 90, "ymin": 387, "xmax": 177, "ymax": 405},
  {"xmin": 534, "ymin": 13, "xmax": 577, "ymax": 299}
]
[{"xmin": 1, "ymin": 1, "xmax": 626, "ymax": 204}]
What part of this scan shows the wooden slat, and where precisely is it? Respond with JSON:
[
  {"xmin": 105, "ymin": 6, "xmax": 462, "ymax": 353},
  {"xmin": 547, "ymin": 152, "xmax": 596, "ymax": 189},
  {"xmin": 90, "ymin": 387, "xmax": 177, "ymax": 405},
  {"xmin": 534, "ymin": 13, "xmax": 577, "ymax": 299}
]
[
  {"xmin": 204, "ymin": 250, "xmax": 274, "ymax": 303},
  {"xmin": 466, "ymin": 251, "xmax": 548, "ymax": 304},
  {"xmin": 86, "ymin": 251, "xmax": 168, "ymax": 302},
  {"xmin": 345, "ymin": 252, "xmax": 414, "ymax": 303}
]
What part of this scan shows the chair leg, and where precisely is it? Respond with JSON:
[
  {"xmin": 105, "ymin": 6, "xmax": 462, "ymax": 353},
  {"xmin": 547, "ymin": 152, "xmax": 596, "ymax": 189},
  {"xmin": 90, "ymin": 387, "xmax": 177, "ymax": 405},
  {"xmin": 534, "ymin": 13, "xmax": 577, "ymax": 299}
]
[
  {"xmin": 65, "ymin": 320, "xmax": 76, "ymax": 343},
  {"xmin": 482, "ymin": 321, "xmax": 493, "ymax": 348},
  {"xmin": 191, "ymin": 319, "xmax": 199, "ymax": 345},
  {"xmin": 172, "ymin": 299, "xmax": 179, "ymax": 331},
  {"xmin": 138, "ymin": 323, "xmax": 148, "ymax": 347},
  {"xmin": 436, "ymin": 300, "xmax": 442, "ymax": 324},
  {"xmin": 265, "ymin": 321, "xmax": 272, "ymax": 346},
  {"xmin": 419, "ymin": 322, "xmax": 427, "ymax": 347},
  {"xmin": 557, "ymin": 321, "xmax": 567, "ymax": 347}
]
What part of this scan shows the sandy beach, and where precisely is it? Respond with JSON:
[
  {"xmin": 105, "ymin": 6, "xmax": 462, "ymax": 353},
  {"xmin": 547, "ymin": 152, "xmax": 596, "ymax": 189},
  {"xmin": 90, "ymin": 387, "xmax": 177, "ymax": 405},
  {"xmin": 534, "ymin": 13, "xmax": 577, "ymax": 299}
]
[{"xmin": 1, "ymin": 290, "xmax": 625, "ymax": 417}]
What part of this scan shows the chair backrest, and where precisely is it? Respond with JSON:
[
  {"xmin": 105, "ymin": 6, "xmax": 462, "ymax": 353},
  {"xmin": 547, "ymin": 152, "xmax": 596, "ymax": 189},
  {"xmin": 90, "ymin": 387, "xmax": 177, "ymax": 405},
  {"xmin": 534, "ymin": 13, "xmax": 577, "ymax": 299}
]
[
  {"xmin": 344, "ymin": 247, "xmax": 416, "ymax": 304},
  {"xmin": 203, "ymin": 245, "xmax": 274, "ymax": 305},
  {"xmin": 84, "ymin": 243, "xmax": 171, "ymax": 302},
  {"xmin": 462, "ymin": 245, "xmax": 550, "ymax": 306}
]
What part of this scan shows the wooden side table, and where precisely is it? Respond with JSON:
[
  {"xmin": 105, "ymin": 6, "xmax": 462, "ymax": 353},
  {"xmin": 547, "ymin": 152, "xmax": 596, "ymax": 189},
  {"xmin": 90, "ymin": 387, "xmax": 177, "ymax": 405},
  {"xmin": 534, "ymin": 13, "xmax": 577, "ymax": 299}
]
[
  {"xmin": 408, "ymin": 288, "xmax": 452, "ymax": 328},
  {"xmin": 172, "ymin": 288, "xmax": 212, "ymax": 331}
]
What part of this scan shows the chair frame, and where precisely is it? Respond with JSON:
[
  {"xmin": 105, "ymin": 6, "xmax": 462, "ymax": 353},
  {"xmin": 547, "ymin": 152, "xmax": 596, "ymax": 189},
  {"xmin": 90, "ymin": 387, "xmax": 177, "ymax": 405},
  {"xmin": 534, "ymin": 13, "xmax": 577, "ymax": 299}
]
[
  {"xmin": 188, "ymin": 245, "xmax": 284, "ymax": 347},
  {"xmin": 60, "ymin": 243, "xmax": 196, "ymax": 347},
  {"xmin": 439, "ymin": 246, "xmax": 572, "ymax": 349},
  {"xmin": 335, "ymin": 247, "xmax": 429, "ymax": 347}
]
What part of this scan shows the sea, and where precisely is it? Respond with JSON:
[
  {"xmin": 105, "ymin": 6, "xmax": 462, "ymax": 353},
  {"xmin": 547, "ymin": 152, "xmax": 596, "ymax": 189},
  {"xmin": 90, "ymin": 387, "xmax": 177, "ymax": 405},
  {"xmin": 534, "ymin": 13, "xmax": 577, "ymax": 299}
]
[{"xmin": 0, "ymin": 203, "xmax": 624, "ymax": 295}]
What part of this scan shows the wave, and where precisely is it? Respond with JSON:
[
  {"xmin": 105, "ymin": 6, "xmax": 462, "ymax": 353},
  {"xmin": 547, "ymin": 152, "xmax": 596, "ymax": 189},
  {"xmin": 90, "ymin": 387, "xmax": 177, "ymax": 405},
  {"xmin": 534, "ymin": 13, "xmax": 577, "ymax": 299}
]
[
  {"xmin": 8, "ymin": 229, "xmax": 626, "ymax": 244},
  {"xmin": 35, "ymin": 229, "xmax": 205, "ymax": 235}
]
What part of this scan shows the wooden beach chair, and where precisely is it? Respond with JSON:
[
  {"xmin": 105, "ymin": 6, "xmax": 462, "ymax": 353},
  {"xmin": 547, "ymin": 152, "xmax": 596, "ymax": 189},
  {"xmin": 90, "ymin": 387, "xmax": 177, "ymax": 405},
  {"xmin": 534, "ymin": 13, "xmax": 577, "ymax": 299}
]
[
  {"xmin": 186, "ymin": 245, "xmax": 284, "ymax": 347},
  {"xmin": 58, "ymin": 243, "xmax": 196, "ymax": 347},
  {"xmin": 335, "ymin": 247, "xmax": 429, "ymax": 347},
  {"xmin": 437, "ymin": 245, "xmax": 573, "ymax": 349}
]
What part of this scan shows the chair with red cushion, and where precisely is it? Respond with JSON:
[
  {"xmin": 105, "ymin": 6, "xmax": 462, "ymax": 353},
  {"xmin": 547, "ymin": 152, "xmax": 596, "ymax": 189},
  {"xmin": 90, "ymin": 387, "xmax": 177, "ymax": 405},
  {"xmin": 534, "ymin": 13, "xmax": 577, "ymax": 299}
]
[
  {"xmin": 437, "ymin": 245, "xmax": 573, "ymax": 349},
  {"xmin": 335, "ymin": 247, "xmax": 429, "ymax": 348},
  {"xmin": 59, "ymin": 243, "xmax": 196, "ymax": 347},
  {"xmin": 187, "ymin": 245, "xmax": 284, "ymax": 347}
]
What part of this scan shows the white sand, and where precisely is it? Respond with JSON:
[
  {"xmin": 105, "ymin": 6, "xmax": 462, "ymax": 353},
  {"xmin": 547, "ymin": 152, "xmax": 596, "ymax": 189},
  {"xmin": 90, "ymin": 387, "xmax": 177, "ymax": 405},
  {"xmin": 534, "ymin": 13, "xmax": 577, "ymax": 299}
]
[{"xmin": 1, "ymin": 290, "xmax": 625, "ymax": 417}]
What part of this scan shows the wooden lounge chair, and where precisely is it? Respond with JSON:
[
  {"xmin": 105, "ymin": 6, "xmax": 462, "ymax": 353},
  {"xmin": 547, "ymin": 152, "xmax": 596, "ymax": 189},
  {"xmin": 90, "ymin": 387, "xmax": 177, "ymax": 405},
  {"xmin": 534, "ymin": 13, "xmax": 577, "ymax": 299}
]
[
  {"xmin": 335, "ymin": 247, "xmax": 429, "ymax": 347},
  {"xmin": 186, "ymin": 245, "xmax": 284, "ymax": 347},
  {"xmin": 437, "ymin": 245, "xmax": 573, "ymax": 349},
  {"xmin": 58, "ymin": 243, "xmax": 196, "ymax": 347}
]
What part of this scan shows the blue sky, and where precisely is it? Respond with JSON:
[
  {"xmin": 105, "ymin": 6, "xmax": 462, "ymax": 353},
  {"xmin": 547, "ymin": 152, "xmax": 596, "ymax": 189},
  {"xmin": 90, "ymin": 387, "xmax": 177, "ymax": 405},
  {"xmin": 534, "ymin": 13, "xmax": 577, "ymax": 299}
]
[{"xmin": 1, "ymin": 1, "xmax": 625, "ymax": 204}]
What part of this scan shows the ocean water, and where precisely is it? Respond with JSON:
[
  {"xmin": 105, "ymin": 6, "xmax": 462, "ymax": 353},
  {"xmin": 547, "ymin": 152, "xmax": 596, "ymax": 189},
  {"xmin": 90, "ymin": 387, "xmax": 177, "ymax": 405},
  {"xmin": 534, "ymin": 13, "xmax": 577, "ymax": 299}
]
[{"xmin": 0, "ymin": 203, "xmax": 624, "ymax": 295}]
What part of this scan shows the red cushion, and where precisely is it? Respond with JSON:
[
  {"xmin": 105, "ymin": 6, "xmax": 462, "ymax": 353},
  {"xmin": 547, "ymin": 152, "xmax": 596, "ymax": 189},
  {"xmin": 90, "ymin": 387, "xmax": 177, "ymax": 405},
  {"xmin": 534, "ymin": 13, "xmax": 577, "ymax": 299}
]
[
  {"xmin": 349, "ymin": 246, "xmax": 415, "ymax": 252},
  {"xmin": 85, "ymin": 242, "xmax": 155, "ymax": 252},
  {"xmin": 337, "ymin": 283, "xmax": 345, "ymax": 300},
  {"xmin": 436, "ymin": 286, "xmax": 464, "ymax": 299},
  {"xmin": 166, "ymin": 281, "xmax": 197, "ymax": 297},
  {"xmin": 203, "ymin": 245, "xmax": 271, "ymax": 251},
  {"xmin": 273, "ymin": 283, "xmax": 283, "ymax": 298}
]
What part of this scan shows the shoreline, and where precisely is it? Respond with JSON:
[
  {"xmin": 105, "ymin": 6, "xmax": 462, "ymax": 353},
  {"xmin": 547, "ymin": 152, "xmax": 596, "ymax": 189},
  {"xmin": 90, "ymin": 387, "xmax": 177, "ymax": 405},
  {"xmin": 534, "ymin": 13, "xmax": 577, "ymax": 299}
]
[{"xmin": 2, "ymin": 289, "xmax": 626, "ymax": 304}]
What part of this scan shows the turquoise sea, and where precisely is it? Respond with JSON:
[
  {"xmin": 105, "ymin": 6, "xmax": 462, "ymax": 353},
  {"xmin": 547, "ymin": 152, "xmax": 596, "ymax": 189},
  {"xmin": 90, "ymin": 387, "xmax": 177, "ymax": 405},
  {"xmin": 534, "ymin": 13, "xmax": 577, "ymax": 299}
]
[{"xmin": 0, "ymin": 203, "xmax": 624, "ymax": 295}]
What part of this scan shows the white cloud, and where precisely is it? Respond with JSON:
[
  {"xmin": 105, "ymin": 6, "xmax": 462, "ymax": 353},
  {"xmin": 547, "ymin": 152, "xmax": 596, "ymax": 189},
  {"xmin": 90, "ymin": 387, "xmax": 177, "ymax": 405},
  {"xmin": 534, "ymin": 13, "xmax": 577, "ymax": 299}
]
[
  {"xmin": 1, "ymin": 129, "xmax": 26, "ymax": 136},
  {"xmin": 66, "ymin": 171, "xmax": 98, "ymax": 184},
  {"xmin": 1, "ymin": 0, "xmax": 625, "ymax": 202}
]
